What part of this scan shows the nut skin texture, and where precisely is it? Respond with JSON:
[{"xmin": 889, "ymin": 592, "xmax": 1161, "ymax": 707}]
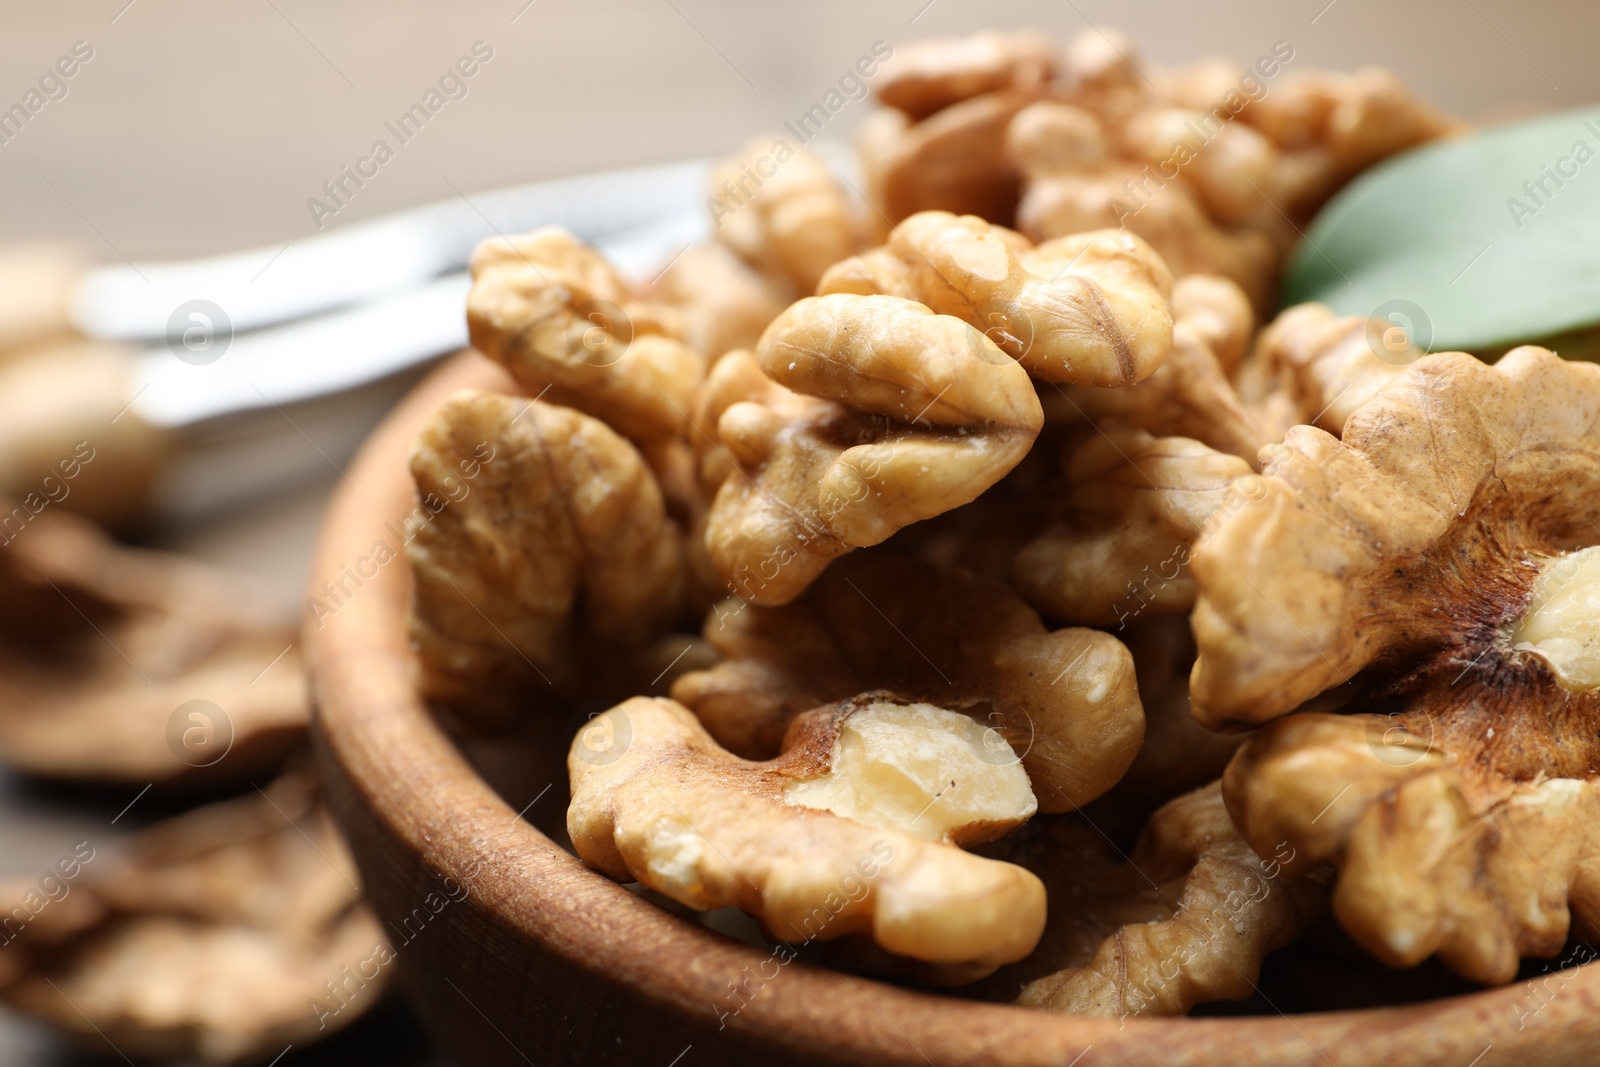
[
  {"xmin": 406, "ymin": 390, "xmax": 683, "ymax": 723},
  {"xmin": 876, "ymin": 30, "xmax": 1057, "ymax": 122},
  {"xmin": 566, "ymin": 695, "xmax": 1047, "ymax": 976},
  {"xmin": 672, "ymin": 551, "xmax": 1145, "ymax": 814},
  {"xmin": 973, "ymin": 782, "xmax": 1327, "ymax": 1017},
  {"xmin": 821, "ymin": 211, "xmax": 1174, "ymax": 387},
  {"xmin": 1190, "ymin": 347, "xmax": 1600, "ymax": 983},
  {"xmin": 466, "ymin": 227, "xmax": 705, "ymax": 444},
  {"xmin": 710, "ymin": 137, "xmax": 857, "ymax": 297},
  {"xmin": 1013, "ymin": 428, "xmax": 1255, "ymax": 626},
  {"xmin": 704, "ymin": 294, "xmax": 1042, "ymax": 607},
  {"xmin": 1234, "ymin": 301, "xmax": 1412, "ymax": 442},
  {"xmin": 0, "ymin": 772, "xmax": 384, "ymax": 1065},
  {"xmin": 1044, "ymin": 274, "xmax": 1266, "ymax": 461}
]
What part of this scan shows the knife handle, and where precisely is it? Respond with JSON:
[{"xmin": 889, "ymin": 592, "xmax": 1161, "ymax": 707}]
[{"xmin": 0, "ymin": 243, "xmax": 85, "ymax": 356}]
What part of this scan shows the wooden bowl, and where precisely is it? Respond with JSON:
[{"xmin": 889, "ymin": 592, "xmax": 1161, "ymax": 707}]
[{"xmin": 307, "ymin": 352, "xmax": 1600, "ymax": 1066}]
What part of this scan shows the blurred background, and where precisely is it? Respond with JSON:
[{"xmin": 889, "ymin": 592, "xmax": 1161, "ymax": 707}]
[{"xmin": 0, "ymin": 0, "xmax": 1596, "ymax": 1062}]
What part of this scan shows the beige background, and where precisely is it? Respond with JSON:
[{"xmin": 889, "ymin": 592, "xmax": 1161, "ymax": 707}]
[{"xmin": 0, "ymin": 0, "xmax": 1596, "ymax": 1062}]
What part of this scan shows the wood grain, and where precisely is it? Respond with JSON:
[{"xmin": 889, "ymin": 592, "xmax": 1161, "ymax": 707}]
[{"xmin": 307, "ymin": 351, "xmax": 1600, "ymax": 1066}]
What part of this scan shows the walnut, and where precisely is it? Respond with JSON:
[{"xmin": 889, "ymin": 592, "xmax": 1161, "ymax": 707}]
[
  {"xmin": 703, "ymin": 293, "xmax": 1042, "ymax": 606},
  {"xmin": 858, "ymin": 88, "xmax": 1041, "ymax": 227},
  {"xmin": 974, "ymin": 782, "xmax": 1327, "ymax": 1016},
  {"xmin": 820, "ymin": 211, "xmax": 1174, "ymax": 387},
  {"xmin": 1233, "ymin": 301, "xmax": 1413, "ymax": 441},
  {"xmin": 646, "ymin": 243, "xmax": 787, "ymax": 361},
  {"xmin": 876, "ymin": 30, "xmax": 1057, "ymax": 121},
  {"xmin": 1188, "ymin": 347, "xmax": 1600, "ymax": 982},
  {"xmin": 1008, "ymin": 101, "xmax": 1279, "ymax": 308},
  {"xmin": 1041, "ymin": 274, "xmax": 1266, "ymax": 460},
  {"xmin": 406, "ymin": 390, "xmax": 684, "ymax": 724},
  {"xmin": 1058, "ymin": 25, "xmax": 1148, "ymax": 127},
  {"xmin": 0, "ymin": 772, "xmax": 386, "ymax": 1064},
  {"xmin": 709, "ymin": 137, "xmax": 857, "ymax": 296},
  {"xmin": 567, "ymin": 694, "xmax": 1046, "ymax": 978},
  {"xmin": 466, "ymin": 227, "xmax": 705, "ymax": 443},
  {"xmin": 1013, "ymin": 428, "xmax": 1255, "ymax": 626},
  {"xmin": 672, "ymin": 552, "xmax": 1144, "ymax": 813},
  {"xmin": 0, "ymin": 505, "xmax": 305, "ymax": 785}
]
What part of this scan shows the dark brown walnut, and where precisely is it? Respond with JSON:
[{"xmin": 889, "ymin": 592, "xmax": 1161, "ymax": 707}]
[
  {"xmin": 406, "ymin": 390, "xmax": 684, "ymax": 725},
  {"xmin": 1233, "ymin": 301, "xmax": 1413, "ymax": 442},
  {"xmin": 1190, "ymin": 347, "xmax": 1600, "ymax": 983},
  {"xmin": 672, "ymin": 551, "xmax": 1144, "ymax": 813},
  {"xmin": 0, "ymin": 772, "xmax": 386, "ymax": 1065},
  {"xmin": 0, "ymin": 505, "xmax": 305, "ymax": 785},
  {"xmin": 1013, "ymin": 428, "xmax": 1256, "ymax": 626},
  {"xmin": 876, "ymin": 30, "xmax": 1056, "ymax": 122},
  {"xmin": 971, "ymin": 782, "xmax": 1327, "ymax": 1016},
  {"xmin": 569, "ymin": 693, "xmax": 1045, "ymax": 980},
  {"xmin": 704, "ymin": 294, "xmax": 1042, "ymax": 607},
  {"xmin": 819, "ymin": 211, "xmax": 1174, "ymax": 388},
  {"xmin": 1042, "ymin": 273, "xmax": 1267, "ymax": 461},
  {"xmin": 466, "ymin": 227, "xmax": 705, "ymax": 443}
]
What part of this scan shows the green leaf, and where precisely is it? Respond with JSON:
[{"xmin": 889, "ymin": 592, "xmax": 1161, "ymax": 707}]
[{"xmin": 1282, "ymin": 105, "xmax": 1600, "ymax": 353}]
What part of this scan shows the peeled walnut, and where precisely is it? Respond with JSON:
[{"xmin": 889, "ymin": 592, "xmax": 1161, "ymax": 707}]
[
  {"xmin": 0, "ymin": 772, "xmax": 387, "ymax": 1064},
  {"xmin": 1013, "ymin": 428, "xmax": 1255, "ymax": 626},
  {"xmin": 1120, "ymin": 106, "xmax": 1295, "ymax": 234},
  {"xmin": 1043, "ymin": 274, "xmax": 1265, "ymax": 460},
  {"xmin": 820, "ymin": 211, "xmax": 1173, "ymax": 387},
  {"xmin": 974, "ymin": 782, "xmax": 1327, "ymax": 1016},
  {"xmin": 1189, "ymin": 347, "xmax": 1600, "ymax": 982},
  {"xmin": 0, "ymin": 504, "xmax": 305, "ymax": 785},
  {"xmin": 1008, "ymin": 100, "xmax": 1279, "ymax": 308},
  {"xmin": 876, "ymin": 30, "xmax": 1056, "ymax": 121},
  {"xmin": 1234, "ymin": 301, "xmax": 1412, "ymax": 441},
  {"xmin": 466, "ymin": 227, "xmax": 704, "ymax": 443},
  {"xmin": 704, "ymin": 293, "xmax": 1042, "ymax": 606},
  {"xmin": 647, "ymin": 243, "xmax": 787, "ymax": 361},
  {"xmin": 568, "ymin": 694, "xmax": 1046, "ymax": 979},
  {"xmin": 859, "ymin": 88, "xmax": 1042, "ymax": 227},
  {"xmin": 406, "ymin": 390, "xmax": 684, "ymax": 724},
  {"xmin": 709, "ymin": 137, "xmax": 857, "ymax": 296},
  {"xmin": 672, "ymin": 551, "xmax": 1144, "ymax": 813}
]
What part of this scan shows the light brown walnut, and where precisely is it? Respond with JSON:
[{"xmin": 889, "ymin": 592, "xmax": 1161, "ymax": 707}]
[
  {"xmin": 1009, "ymin": 101, "xmax": 1279, "ymax": 307},
  {"xmin": 1234, "ymin": 301, "xmax": 1413, "ymax": 441},
  {"xmin": 858, "ymin": 89, "xmax": 1041, "ymax": 227},
  {"xmin": 646, "ymin": 242, "xmax": 788, "ymax": 362},
  {"xmin": 1042, "ymin": 273, "xmax": 1265, "ymax": 461},
  {"xmin": 466, "ymin": 227, "xmax": 705, "ymax": 443},
  {"xmin": 821, "ymin": 211, "xmax": 1173, "ymax": 387},
  {"xmin": 672, "ymin": 551, "xmax": 1145, "ymax": 813},
  {"xmin": 1013, "ymin": 428, "xmax": 1255, "ymax": 626},
  {"xmin": 973, "ymin": 782, "xmax": 1327, "ymax": 1016},
  {"xmin": 704, "ymin": 293, "xmax": 1042, "ymax": 606},
  {"xmin": 0, "ymin": 772, "xmax": 385, "ymax": 1065},
  {"xmin": 1189, "ymin": 347, "xmax": 1600, "ymax": 982},
  {"xmin": 567, "ymin": 694, "xmax": 1046, "ymax": 979},
  {"xmin": 709, "ymin": 137, "xmax": 857, "ymax": 296},
  {"xmin": 876, "ymin": 30, "xmax": 1057, "ymax": 121},
  {"xmin": 406, "ymin": 390, "xmax": 684, "ymax": 724}
]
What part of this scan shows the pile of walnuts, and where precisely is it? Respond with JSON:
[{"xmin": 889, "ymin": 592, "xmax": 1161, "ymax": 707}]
[{"xmin": 407, "ymin": 27, "xmax": 1600, "ymax": 1018}]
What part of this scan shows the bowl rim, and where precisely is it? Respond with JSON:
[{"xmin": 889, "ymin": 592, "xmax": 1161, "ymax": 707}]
[{"xmin": 306, "ymin": 351, "xmax": 1600, "ymax": 1067}]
